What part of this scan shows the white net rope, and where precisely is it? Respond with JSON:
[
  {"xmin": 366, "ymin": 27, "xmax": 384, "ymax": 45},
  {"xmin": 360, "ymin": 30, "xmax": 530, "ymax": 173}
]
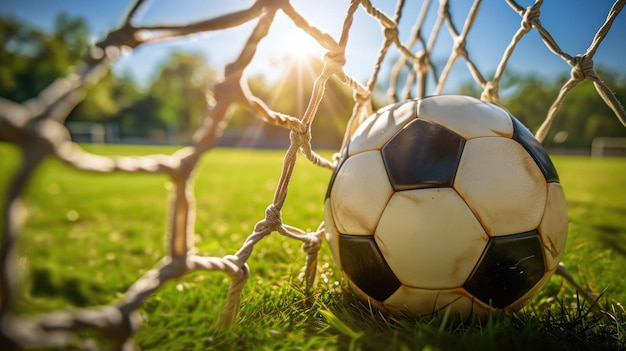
[{"xmin": 1, "ymin": 0, "xmax": 625, "ymax": 348}]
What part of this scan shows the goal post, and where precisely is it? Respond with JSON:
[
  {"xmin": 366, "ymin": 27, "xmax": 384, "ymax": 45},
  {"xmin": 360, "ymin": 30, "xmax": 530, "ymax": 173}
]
[
  {"xmin": 591, "ymin": 137, "xmax": 626, "ymax": 157},
  {"xmin": 1, "ymin": 0, "xmax": 625, "ymax": 348}
]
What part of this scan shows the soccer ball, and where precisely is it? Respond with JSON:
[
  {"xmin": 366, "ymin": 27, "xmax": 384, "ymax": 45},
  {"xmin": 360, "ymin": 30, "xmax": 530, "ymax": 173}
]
[{"xmin": 324, "ymin": 95, "xmax": 568, "ymax": 321}]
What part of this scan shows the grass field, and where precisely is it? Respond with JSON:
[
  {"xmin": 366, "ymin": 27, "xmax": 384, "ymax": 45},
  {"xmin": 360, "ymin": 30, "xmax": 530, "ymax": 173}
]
[{"xmin": 1, "ymin": 143, "xmax": 626, "ymax": 350}]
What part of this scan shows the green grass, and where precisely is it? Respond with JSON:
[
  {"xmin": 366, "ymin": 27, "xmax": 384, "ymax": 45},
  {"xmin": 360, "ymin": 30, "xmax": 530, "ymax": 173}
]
[{"xmin": 1, "ymin": 143, "xmax": 626, "ymax": 350}]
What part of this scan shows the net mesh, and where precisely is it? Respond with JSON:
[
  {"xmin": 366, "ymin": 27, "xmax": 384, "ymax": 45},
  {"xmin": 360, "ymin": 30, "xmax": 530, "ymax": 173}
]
[{"xmin": 1, "ymin": 0, "xmax": 625, "ymax": 348}]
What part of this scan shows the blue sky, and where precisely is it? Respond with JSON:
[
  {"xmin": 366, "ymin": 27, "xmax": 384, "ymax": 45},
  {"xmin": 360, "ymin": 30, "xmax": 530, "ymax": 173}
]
[{"xmin": 1, "ymin": 0, "xmax": 625, "ymax": 94}]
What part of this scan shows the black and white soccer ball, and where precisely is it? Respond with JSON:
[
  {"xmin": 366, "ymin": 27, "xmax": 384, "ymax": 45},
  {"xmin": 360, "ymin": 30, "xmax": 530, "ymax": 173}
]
[{"xmin": 324, "ymin": 95, "xmax": 568, "ymax": 321}]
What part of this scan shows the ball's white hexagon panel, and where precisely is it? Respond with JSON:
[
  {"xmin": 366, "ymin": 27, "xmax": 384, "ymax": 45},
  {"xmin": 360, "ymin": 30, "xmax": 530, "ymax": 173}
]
[
  {"xmin": 329, "ymin": 150, "xmax": 393, "ymax": 235},
  {"xmin": 323, "ymin": 200, "xmax": 342, "ymax": 271},
  {"xmin": 454, "ymin": 137, "xmax": 547, "ymax": 237},
  {"xmin": 417, "ymin": 95, "xmax": 514, "ymax": 140},
  {"xmin": 538, "ymin": 183, "xmax": 568, "ymax": 271},
  {"xmin": 375, "ymin": 188, "xmax": 489, "ymax": 289},
  {"xmin": 384, "ymin": 285, "xmax": 490, "ymax": 321},
  {"xmin": 348, "ymin": 100, "xmax": 417, "ymax": 156}
]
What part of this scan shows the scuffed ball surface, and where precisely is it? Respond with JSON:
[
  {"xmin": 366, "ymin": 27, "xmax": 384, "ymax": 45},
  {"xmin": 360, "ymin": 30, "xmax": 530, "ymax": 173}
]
[{"xmin": 324, "ymin": 95, "xmax": 568, "ymax": 321}]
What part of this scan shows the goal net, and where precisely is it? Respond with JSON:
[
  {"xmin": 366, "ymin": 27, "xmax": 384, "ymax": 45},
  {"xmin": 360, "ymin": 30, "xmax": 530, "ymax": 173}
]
[{"xmin": 1, "ymin": 0, "xmax": 625, "ymax": 348}]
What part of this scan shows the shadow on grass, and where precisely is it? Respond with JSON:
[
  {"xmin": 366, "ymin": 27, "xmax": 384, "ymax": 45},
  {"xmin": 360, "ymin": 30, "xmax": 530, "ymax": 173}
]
[
  {"xmin": 30, "ymin": 268, "xmax": 103, "ymax": 307},
  {"xmin": 567, "ymin": 200, "xmax": 626, "ymax": 257},
  {"xmin": 320, "ymin": 289, "xmax": 626, "ymax": 351},
  {"xmin": 595, "ymin": 228, "xmax": 626, "ymax": 257}
]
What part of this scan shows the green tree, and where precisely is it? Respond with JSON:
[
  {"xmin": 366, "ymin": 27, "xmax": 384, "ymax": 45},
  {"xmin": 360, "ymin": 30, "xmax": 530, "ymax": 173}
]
[
  {"xmin": 149, "ymin": 52, "xmax": 217, "ymax": 143},
  {"xmin": 502, "ymin": 71, "xmax": 626, "ymax": 149},
  {"xmin": 67, "ymin": 73, "xmax": 169, "ymax": 141},
  {"xmin": 501, "ymin": 73, "xmax": 561, "ymax": 132},
  {"xmin": 0, "ymin": 13, "xmax": 89, "ymax": 103},
  {"xmin": 457, "ymin": 71, "xmax": 626, "ymax": 149},
  {"xmin": 546, "ymin": 78, "xmax": 626, "ymax": 148},
  {"xmin": 68, "ymin": 73, "xmax": 122, "ymax": 122},
  {"xmin": 0, "ymin": 13, "xmax": 170, "ymax": 141}
]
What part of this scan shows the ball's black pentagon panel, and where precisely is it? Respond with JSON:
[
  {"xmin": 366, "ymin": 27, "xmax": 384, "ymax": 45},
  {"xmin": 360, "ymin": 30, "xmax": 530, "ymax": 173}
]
[
  {"xmin": 339, "ymin": 234, "xmax": 402, "ymax": 302},
  {"xmin": 463, "ymin": 230, "xmax": 546, "ymax": 309},
  {"xmin": 382, "ymin": 119, "xmax": 465, "ymax": 191},
  {"xmin": 325, "ymin": 144, "xmax": 350, "ymax": 200},
  {"xmin": 510, "ymin": 116, "xmax": 559, "ymax": 183}
]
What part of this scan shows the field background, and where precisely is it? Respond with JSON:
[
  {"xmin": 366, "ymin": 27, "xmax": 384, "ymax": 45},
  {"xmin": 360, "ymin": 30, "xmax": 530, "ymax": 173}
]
[{"xmin": 1, "ymin": 143, "xmax": 625, "ymax": 350}]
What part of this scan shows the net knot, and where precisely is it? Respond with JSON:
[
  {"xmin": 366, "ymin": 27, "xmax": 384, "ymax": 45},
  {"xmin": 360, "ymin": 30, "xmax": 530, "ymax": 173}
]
[
  {"xmin": 352, "ymin": 89, "xmax": 371, "ymax": 105},
  {"xmin": 414, "ymin": 51, "xmax": 430, "ymax": 73},
  {"xmin": 324, "ymin": 51, "xmax": 346, "ymax": 71},
  {"xmin": 481, "ymin": 81, "xmax": 500, "ymax": 104},
  {"xmin": 570, "ymin": 55, "xmax": 595, "ymax": 81},
  {"xmin": 332, "ymin": 152, "xmax": 343, "ymax": 163},
  {"xmin": 260, "ymin": 0, "xmax": 290, "ymax": 10},
  {"xmin": 264, "ymin": 204, "xmax": 282, "ymax": 229},
  {"xmin": 290, "ymin": 129, "xmax": 311, "ymax": 149},
  {"xmin": 222, "ymin": 255, "xmax": 249, "ymax": 277},
  {"xmin": 453, "ymin": 37, "xmax": 468, "ymax": 57},
  {"xmin": 383, "ymin": 26, "xmax": 399, "ymax": 43},
  {"xmin": 96, "ymin": 22, "xmax": 141, "ymax": 58},
  {"xmin": 521, "ymin": 4, "xmax": 541, "ymax": 31},
  {"xmin": 301, "ymin": 232, "xmax": 322, "ymax": 255}
]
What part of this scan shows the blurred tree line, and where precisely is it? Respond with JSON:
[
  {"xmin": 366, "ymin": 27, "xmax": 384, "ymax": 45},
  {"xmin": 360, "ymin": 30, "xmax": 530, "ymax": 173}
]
[
  {"xmin": 459, "ymin": 73, "xmax": 626, "ymax": 149},
  {"xmin": 0, "ymin": 14, "xmax": 216, "ymax": 144},
  {"xmin": 2, "ymin": 14, "xmax": 625, "ymax": 150}
]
